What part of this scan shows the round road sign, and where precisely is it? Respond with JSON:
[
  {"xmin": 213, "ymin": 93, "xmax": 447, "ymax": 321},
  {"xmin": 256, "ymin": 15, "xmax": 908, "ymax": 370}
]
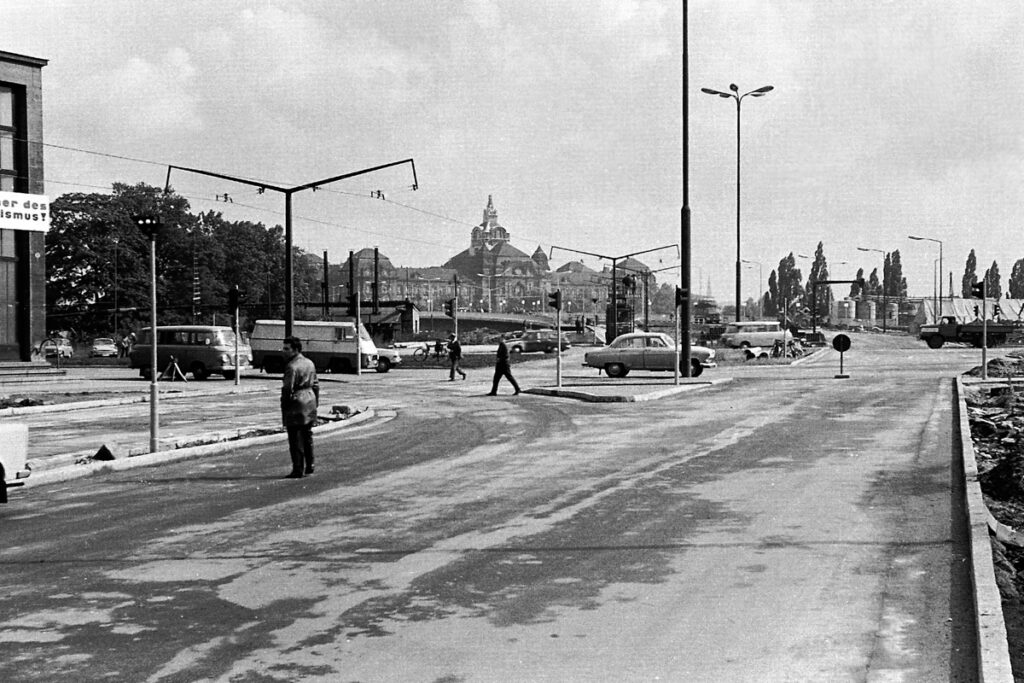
[{"xmin": 832, "ymin": 334, "xmax": 851, "ymax": 353}]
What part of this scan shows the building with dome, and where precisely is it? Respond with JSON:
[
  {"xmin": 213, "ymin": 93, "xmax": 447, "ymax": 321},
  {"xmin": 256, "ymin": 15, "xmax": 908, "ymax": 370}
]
[{"xmin": 331, "ymin": 195, "xmax": 657, "ymax": 325}]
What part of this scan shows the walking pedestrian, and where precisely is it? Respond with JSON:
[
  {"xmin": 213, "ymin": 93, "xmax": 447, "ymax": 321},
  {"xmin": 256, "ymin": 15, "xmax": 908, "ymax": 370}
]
[
  {"xmin": 280, "ymin": 335, "xmax": 319, "ymax": 478},
  {"xmin": 447, "ymin": 332, "xmax": 467, "ymax": 381},
  {"xmin": 487, "ymin": 335, "xmax": 520, "ymax": 396}
]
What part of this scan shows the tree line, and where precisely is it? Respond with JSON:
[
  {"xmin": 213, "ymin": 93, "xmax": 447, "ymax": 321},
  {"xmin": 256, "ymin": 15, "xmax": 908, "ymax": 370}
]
[{"xmin": 46, "ymin": 182, "xmax": 325, "ymax": 338}]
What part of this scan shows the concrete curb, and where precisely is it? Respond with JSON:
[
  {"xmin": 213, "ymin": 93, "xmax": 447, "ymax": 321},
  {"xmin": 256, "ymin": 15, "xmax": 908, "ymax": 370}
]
[
  {"xmin": 525, "ymin": 377, "xmax": 731, "ymax": 402},
  {"xmin": 955, "ymin": 375, "xmax": 1014, "ymax": 682},
  {"xmin": 22, "ymin": 408, "xmax": 385, "ymax": 488},
  {"xmin": 0, "ymin": 384, "xmax": 270, "ymax": 417}
]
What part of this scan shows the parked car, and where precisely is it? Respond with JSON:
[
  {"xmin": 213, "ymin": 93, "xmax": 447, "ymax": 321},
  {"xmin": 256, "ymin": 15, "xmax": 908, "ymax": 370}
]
[
  {"xmin": 36, "ymin": 338, "xmax": 73, "ymax": 358},
  {"xmin": 376, "ymin": 346, "xmax": 402, "ymax": 373},
  {"xmin": 507, "ymin": 329, "xmax": 571, "ymax": 354},
  {"xmin": 582, "ymin": 332, "xmax": 715, "ymax": 378},
  {"xmin": 89, "ymin": 337, "xmax": 119, "ymax": 357}
]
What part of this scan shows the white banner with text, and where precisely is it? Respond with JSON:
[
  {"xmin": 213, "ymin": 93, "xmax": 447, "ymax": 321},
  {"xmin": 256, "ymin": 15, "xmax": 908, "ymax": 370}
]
[{"xmin": 0, "ymin": 191, "xmax": 50, "ymax": 232}]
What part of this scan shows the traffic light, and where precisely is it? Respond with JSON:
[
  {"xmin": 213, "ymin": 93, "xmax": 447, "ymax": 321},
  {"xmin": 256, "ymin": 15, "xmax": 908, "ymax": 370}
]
[
  {"xmin": 444, "ymin": 298, "xmax": 456, "ymax": 318},
  {"xmin": 347, "ymin": 292, "xmax": 358, "ymax": 316},
  {"xmin": 970, "ymin": 281, "xmax": 985, "ymax": 299},
  {"xmin": 227, "ymin": 285, "xmax": 240, "ymax": 311},
  {"xmin": 675, "ymin": 286, "xmax": 687, "ymax": 307},
  {"xmin": 548, "ymin": 290, "xmax": 562, "ymax": 310}
]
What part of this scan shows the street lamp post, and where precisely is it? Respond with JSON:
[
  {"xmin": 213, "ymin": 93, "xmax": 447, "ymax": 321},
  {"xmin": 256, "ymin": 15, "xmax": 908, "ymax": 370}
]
[
  {"xmin": 701, "ymin": 83, "xmax": 773, "ymax": 322},
  {"xmin": 908, "ymin": 235, "xmax": 943, "ymax": 321},
  {"xmin": 166, "ymin": 159, "xmax": 418, "ymax": 338},
  {"xmin": 857, "ymin": 247, "xmax": 888, "ymax": 332}
]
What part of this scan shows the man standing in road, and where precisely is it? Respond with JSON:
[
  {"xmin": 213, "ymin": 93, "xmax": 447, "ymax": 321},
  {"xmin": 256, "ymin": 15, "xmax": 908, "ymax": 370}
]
[
  {"xmin": 447, "ymin": 332, "xmax": 467, "ymax": 381},
  {"xmin": 281, "ymin": 335, "xmax": 319, "ymax": 478},
  {"xmin": 487, "ymin": 335, "xmax": 520, "ymax": 396}
]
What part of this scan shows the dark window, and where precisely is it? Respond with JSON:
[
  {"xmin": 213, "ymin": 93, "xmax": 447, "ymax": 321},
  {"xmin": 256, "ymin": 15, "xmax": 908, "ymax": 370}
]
[{"xmin": 0, "ymin": 85, "xmax": 15, "ymax": 192}]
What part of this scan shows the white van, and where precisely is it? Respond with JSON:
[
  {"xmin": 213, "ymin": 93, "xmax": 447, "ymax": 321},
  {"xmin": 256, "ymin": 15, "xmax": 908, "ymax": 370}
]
[
  {"xmin": 250, "ymin": 319, "xmax": 380, "ymax": 374},
  {"xmin": 719, "ymin": 320, "xmax": 786, "ymax": 348}
]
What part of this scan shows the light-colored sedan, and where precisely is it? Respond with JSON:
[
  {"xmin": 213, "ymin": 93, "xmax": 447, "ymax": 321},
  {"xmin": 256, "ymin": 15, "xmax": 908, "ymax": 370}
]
[
  {"xmin": 376, "ymin": 346, "xmax": 402, "ymax": 373},
  {"xmin": 90, "ymin": 337, "xmax": 119, "ymax": 357},
  {"xmin": 582, "ymin": 332, "xmax": 715, "ymax": 378}
]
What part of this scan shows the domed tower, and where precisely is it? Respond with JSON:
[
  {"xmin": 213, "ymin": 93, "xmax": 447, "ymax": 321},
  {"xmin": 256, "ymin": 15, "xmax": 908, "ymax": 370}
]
[{"xmin": 531, "ymin": 246, "xmax": 550, "ymax": 272}]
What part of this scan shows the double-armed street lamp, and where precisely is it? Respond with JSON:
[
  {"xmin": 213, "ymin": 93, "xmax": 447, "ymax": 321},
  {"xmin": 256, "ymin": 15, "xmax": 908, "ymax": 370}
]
[
  {"xmin": 701, "ymin": 83, "xmax": 774, "ymax": 322},
  {"xmin": 908, "ymin": 234, "xmax": 943, "ymax": 322},
  {"xmin": 166, "ymin": 159, "xmax": 418, "ymax": 338}
]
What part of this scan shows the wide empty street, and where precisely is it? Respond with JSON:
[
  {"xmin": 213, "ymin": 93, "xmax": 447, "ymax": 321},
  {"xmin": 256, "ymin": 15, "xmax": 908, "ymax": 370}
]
[{"xmin": 0, "ymin": 335, "xmax": 987, "ymax": 681}]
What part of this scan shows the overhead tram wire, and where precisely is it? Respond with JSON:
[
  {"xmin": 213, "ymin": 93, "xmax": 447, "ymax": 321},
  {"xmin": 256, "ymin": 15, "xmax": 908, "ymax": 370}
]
[{"xmin": 23, "ymin": 137, "xmax": 583, "ymax": 263}]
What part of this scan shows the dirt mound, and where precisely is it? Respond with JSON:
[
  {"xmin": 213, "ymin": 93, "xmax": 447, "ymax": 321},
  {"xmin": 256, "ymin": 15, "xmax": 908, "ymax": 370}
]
[{"xmin": 965, "ymin": 357, "xmax": 1024, "ymax": 378}]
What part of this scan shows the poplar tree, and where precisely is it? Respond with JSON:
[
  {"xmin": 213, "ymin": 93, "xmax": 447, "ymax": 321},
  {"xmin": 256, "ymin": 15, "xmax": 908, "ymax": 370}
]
[
  {"xmin": 1010, "ymin": 259, "xmax": 1024, "ymax": 298},
  {"xmin": 984, "ymin": 261, "xmax": 1002, "ymax": 299},
  {"xmin": 962, "ymin": 249, "xmax": 978, "ymax": 298}
]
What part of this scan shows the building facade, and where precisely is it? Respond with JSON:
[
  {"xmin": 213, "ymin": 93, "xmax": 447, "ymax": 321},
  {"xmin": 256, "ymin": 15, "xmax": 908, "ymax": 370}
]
[
  {"xmin": 335, "ymin": 196, "xmax": 657, "ymax": 319},
  {"xmin": 0, "ymin": 51, "xmax": 48, "ymax": 360}
]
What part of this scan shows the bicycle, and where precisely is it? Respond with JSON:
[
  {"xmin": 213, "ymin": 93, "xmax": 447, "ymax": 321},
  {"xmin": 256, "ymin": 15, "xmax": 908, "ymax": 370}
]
[{"xmin": 412, "ymin": 342, "xmax": 447, "ymax": 362}]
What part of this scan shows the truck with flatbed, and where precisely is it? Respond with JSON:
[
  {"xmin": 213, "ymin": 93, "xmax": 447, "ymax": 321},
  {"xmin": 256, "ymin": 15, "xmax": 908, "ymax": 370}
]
[{"xmin": 919, "ymin": 316, "xmax": 1016, "ymax": 348}]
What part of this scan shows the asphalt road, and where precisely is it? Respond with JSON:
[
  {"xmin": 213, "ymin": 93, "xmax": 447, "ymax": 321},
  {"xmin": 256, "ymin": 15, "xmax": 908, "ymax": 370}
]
[{"xmin": 0, "ymin": 334, "xmax": 996, "ymax": 681}]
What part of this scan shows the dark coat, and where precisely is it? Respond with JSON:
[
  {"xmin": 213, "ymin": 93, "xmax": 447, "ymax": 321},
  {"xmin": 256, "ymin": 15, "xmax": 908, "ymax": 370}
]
[
  {"xmin": 496, "ymin": 339, "xmax": 510, "ymax": 365},
  {"xmin": 448, "ymin": 339, "xmax": 462, "ymax": 360},
  {"xmin": 281, "ymin": 353, "xmax": 319, "ymax": 427}
]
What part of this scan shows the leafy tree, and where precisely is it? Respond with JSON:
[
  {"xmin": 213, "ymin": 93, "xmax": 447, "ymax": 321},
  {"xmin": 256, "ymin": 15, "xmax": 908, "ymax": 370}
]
[
  {"xmin": 776, "ymin": 253, "xmax": 805, "ymax": 323},
  {"xmin": 883, "ymin": 250, "xmax": 907, "ymax": 298},
  {"xmin": 649, "ymin": 283, "xmax": 675, "ymax": 315},
  {"xmin": 765, "ymin": 270, "xmax": 779, "ymax": 316},
  {"xmin": 46, "ymin": 182, "xmax": 323, "ymax": 337},
  {"xmin": 867, "ymin": 268, "xmax": 880, "ymax": 295},
  {"xmin": 962, "ymin": 249, "xmax": 978, "ymax": 297},
  {"xmin": 849, "ymin": 268, "xmax": 865, "ymax": 298},
  {"xmin": 1010, "ymin": 259, "xmax": 1024, "ymax": 298},
  {"xmin": 803, "ymin": 241, "xmax": 832, "ymax": 321},
  {"xmin": 984, "ymin": 261, "xmax": 1001, "ymax": 299}
]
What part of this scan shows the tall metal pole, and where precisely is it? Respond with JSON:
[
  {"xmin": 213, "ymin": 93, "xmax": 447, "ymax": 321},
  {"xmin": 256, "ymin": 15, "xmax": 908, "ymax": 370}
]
[
  {"xmin": 702, "ymin": 84, "xmax": 772, "ymax": 322},
  {"xmin": 284, "ymin": 192, "xmax": 293, "ymax": 338},
  {"xmin": 734, "ymin": 95, "xmax": 742, "ymax": 322},
  {"xmin": 682, "ymin": 0, "xmax": 692, "ymax": 376},
  {"xmin": 556, "ymin": 301, "xmax": 562, "ymax": 388},
  {"xmin": 610, "ymin": 259, "xmax": 618, "ymax": 344},
  {"xmin": 112, "ymin": 238, "xmax": 119, "ymax": 333},
  {"xmin": 322, "ymin": 250, "xmax": 329, "ymax": 317},
  {"xmin": 982, "ymin": 280, "xmax": 988, "ymax": 380},
  {"xmin": 148, "ymin": 231, "xmax": 159, "ymax": 453},
  {"xmin": 355, "ymin": 286, "xmax": 362, "ymax": 377}
]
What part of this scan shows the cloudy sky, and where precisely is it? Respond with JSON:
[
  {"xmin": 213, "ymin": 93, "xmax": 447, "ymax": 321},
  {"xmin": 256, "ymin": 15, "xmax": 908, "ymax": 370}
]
[{"xmin": 4, "ymin": 0, "xmax": 1023, "ymax": 301}]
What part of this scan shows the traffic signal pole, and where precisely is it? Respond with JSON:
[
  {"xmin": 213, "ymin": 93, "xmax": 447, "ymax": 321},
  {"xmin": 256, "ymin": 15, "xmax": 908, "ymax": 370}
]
[{"xmin": 982, "ymin": 282, "xmax": 988, "ymax": 380}]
